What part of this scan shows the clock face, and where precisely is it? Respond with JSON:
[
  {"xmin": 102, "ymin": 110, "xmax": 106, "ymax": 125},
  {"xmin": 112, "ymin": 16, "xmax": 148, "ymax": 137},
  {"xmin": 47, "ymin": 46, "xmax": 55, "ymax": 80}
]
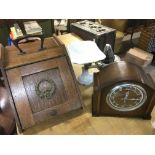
[{"xmin": 106, "ymin": 83, "xmax": 147, "ymax": 112}]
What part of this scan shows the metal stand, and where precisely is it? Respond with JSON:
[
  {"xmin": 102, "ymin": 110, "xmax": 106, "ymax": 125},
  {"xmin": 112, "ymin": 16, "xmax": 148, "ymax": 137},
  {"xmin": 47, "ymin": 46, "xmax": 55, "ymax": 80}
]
[
  {"xmin": 77, "ymin": 44, "xmax": 121, "ymax": 86},
  {"xmin": 77, "ymin": 64, "xmax": 93, "ymax": 86}
]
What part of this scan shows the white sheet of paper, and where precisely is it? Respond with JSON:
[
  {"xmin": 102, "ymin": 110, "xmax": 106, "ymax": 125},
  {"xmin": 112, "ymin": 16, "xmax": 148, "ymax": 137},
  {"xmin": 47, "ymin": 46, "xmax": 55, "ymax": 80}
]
[{"xmin": 66, "ymin": 41, "xmax": 106, "ymax": 64}]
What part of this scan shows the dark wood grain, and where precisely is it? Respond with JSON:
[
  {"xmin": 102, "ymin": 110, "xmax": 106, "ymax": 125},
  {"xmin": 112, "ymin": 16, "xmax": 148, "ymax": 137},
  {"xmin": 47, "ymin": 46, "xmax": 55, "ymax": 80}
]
[
  {"xmin": 0, "ymin": 83, "xmax": 15, "ymax": 134},
  {"xmin": 0, "ymin": 45, "xmax": 16, "ymax": 134},
  {"xmin": 94, "ymin": 61, "xmax": 150, "ymax": 89},
  {"xmin": 54, "ymin": 35, "xmax": 84, "ymax": 109},
  {"xmin": 4, "ymin": 37, "xmax": 65, "ymax": 70},
  {"xmin": 23, "ymin": 68, "xmax": 67, "ymax": 113},
  {"xmin": 93, "ymin": 61, "xmax": 155, "ymax": 118},
  {"xmin": 6, "ymin": 68, "xmax": 35, "ymax": 129},
  {"xmin": 1, "ymin": 37, "xmax": 83, "ymax": 132}
]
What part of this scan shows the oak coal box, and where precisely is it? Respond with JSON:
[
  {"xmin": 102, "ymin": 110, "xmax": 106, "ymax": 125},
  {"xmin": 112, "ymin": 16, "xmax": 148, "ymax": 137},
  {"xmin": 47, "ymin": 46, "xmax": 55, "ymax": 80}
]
[{"xmin": 0, "ymin": 36, "xmax": 83, "ymax": 132}]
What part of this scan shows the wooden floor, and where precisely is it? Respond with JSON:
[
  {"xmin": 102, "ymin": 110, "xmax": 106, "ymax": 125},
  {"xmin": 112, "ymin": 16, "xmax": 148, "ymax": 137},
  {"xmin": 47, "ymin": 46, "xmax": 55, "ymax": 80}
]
[{"xmin": 21, "ymin": 64, "xmax": 155, "ymax": 135}]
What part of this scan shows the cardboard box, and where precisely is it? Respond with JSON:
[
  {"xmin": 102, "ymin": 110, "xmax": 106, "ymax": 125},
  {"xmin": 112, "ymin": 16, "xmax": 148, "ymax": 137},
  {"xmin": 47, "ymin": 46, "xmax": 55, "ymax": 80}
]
[{"xmin": 125, "ymin": 47, "xmax": 153, "ymax": 68}]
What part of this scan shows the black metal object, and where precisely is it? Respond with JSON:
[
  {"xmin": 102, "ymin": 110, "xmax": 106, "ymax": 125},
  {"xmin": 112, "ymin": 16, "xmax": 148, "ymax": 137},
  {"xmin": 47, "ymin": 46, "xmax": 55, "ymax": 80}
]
[
  {"xmin": 10, "ymin": 21, "xmax": 45, "ymax": 54},
  {"xmin": 126, "ymin": 19, "xmax": 148, "ymax": 47},
  {"xmin": 12, "ymin": 34, "xmax": 45, "ymax": 54},
  {"xmin": 102, "ymin": 44, "xmax": 115, "ymax": 64},
  {"xmin": 70, "ymin": 20, "xmax": 116, "ymax": 52}
]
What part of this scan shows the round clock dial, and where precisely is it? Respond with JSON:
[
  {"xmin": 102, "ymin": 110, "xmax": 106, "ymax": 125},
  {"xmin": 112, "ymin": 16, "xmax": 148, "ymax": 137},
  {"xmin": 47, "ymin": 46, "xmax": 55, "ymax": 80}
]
[{"xmin": 106, "ymin": 83, "xmax": 147, "ymax": 112}]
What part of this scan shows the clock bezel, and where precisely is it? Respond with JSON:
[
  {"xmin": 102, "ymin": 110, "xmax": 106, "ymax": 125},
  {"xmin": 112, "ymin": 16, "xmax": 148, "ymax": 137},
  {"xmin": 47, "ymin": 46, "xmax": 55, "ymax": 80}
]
[{"xmin": 106, "ymin": 83, "xmax": 147, "ymax": 112}]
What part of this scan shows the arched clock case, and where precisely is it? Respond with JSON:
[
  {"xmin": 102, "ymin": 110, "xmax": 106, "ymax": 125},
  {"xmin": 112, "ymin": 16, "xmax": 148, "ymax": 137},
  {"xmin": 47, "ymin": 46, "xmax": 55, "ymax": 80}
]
[{"xmin": 92, "ymin": 61, "xmax": 155, "ymax": 119}]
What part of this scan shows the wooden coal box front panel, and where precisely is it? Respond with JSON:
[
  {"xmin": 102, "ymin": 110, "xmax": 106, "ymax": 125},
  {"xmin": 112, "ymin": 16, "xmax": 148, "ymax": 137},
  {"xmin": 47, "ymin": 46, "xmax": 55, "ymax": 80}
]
[
  {"xmin": 6, "ymin": 56, "xmax": 82, "ymax": 130},
  {"xmin": 23, "ymin": 68, "xmax": 67, "ymax": 113}
]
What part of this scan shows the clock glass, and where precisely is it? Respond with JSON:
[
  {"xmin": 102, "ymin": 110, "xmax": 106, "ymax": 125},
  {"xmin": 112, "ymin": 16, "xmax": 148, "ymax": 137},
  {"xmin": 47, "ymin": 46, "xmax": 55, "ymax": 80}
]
[{"xmin": 106, "ymin": 83, "xmax": 147, "ymax": 112}]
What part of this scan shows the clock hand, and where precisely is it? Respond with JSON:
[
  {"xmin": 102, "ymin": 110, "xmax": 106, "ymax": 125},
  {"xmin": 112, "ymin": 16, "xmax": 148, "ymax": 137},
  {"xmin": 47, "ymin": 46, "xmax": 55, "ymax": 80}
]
[
  {"xmin": 123, "ymin": 97, "xmax": 126, "ymax": 103},
  {"xmin": 121, "ymin": 98, "xmax": 140, "ymax": 100},
  {"xmin": 126, "ymin": 91, "xmax": 129, "ymax": 97},
  {"xmin": 125, "ymin": 98, "xmax": 140, "ymax": 101},
  {"xmin": 123, "ymin": 91, "xmax": 129, "ymax": 103}
]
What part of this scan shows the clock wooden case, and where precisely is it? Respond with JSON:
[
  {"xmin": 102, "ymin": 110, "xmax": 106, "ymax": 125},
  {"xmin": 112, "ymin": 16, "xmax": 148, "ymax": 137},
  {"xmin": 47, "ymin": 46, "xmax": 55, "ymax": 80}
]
[
  {"xmin": 0, "ymin": 36, "xmax": 83, "ymax": 132},
  {"xmin": 92, "ymin": 61, "xmax": 155, "ymax": 119}
]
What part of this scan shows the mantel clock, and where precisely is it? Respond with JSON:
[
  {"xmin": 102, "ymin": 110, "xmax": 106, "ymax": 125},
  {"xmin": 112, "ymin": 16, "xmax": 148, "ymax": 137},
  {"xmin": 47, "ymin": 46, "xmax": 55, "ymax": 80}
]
[{"xmin": 92, "ymin": 61, "xmax": 155, "ymax": 119}]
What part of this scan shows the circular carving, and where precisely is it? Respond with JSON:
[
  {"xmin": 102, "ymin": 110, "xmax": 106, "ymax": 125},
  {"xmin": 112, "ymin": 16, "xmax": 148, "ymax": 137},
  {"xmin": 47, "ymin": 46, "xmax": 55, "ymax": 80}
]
[{"xmin": 35, "ymin": 79, "xmax": 56, "ymax": 100}]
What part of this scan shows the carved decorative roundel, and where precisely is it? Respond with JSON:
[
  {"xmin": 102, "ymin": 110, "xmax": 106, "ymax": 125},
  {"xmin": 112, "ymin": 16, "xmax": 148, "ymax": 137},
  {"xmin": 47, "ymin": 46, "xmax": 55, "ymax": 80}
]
[{"xmin": 35, "ymin": 79, "xmax": 56, "ymax": 100}]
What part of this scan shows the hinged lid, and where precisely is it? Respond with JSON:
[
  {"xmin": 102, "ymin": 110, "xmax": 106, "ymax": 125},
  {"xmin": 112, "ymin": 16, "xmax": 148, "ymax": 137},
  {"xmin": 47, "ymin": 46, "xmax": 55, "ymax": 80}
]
[{"xmin": 3, "ymin": 37, "xmax": 66, "ymax": 70}]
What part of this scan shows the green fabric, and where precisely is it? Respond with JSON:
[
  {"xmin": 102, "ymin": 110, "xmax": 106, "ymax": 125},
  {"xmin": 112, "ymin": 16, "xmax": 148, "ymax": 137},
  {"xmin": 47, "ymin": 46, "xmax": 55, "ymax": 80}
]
[
  {"xmin": 38, "ymin": 20, "xmax": 53, "ymax": 38},
  {"xmin": 0, "ymin": 23, "xmax": 10, "ymax": 46}
]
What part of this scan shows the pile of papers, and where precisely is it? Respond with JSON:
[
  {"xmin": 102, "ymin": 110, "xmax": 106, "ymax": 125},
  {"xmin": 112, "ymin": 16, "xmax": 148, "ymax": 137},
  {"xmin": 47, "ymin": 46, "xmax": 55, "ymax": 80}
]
[
  {"xmin": 10, "ymin": 21, "xmax": 42, "ymax": 40},
  {"xmin": 10, "ymin": 23, "xmax": 23, "ymax": 40},
  {"xmin": 24, "ymin": 21, "xmax": 42, "ymax": 35},
  {"xmin": 66, "ymin": 41, "xmax": 106, "ymax": 64}
]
